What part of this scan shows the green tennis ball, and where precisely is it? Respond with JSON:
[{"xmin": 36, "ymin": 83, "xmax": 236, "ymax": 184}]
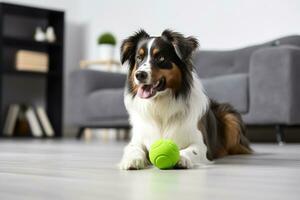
[{"xmin": 149, "ymin": 139, "xmax": 180, "ymax": 169}]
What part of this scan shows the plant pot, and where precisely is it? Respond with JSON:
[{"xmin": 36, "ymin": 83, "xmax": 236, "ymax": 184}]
[{"xmin": 98, "ymin": 44, "xmax": 115, "ymax": 60}]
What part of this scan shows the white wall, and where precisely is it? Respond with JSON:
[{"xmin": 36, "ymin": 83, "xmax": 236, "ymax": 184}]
[{"xmin": 80, "ymin": 0, "xmax": 300, "ymax": 60}]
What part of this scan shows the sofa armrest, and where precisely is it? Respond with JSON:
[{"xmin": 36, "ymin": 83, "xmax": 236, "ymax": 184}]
[
  {"xmin": 68, "ymin": 69, "xmax": 126, "ymax": 125},
  {"xmin": 248, "ymin": 46, "xmax": 300, "ymax": 124}
]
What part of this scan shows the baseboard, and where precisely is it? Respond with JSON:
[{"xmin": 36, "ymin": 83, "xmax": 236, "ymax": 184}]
[{"xmin": 246, "ymin": 125, "xmax": 300, "ymax": 143}]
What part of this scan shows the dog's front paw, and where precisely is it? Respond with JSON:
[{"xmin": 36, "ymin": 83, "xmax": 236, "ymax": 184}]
[
  {"xmin": 119, "ymin": 155, "xmax": 149, "ymax": 170},
  {"xmin": 176, "ymin": 155, "xmax": 193, "ymax": 169}
]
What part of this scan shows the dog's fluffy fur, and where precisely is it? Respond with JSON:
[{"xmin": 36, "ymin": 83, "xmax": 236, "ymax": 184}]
[{"xmin": 119, "ymin": 29, "xmax": 251, "ymax": 170}]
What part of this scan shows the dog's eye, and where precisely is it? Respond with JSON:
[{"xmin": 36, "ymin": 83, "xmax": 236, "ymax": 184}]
[
  {"xmin": 136, "ymin": 55, "xmax": 143, "ymax": 62},
  {"xmin": 158, "ymin": 56, "xmax": 165, "ymax": 62}
]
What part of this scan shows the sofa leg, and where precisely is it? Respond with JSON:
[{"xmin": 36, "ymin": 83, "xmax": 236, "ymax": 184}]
[
  {"xmin": 275, "ymin": 125, "xmax": 285, "ymax": 145},
  {"xmin": 76, "ymin": 127, "xmax": 85, "ymax": 139},
  {"xmin": 124, "ymin": 129, "xmax": 130, "ymax": 141}
]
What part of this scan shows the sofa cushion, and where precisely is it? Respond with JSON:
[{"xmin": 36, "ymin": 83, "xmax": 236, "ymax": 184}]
[
  {"xmin": 86, "ymin": 74, "xmax": 249, "ymax": 119},
  {"xmin": 86, "ymin": 88, "xmax": 128, "ymax": 119},
  {"xmin": 202, "ymin": 73, "xmax": 249, "ymax": 113}
]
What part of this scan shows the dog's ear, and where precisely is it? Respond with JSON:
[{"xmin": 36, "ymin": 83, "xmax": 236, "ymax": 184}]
[
  {"xmin": 120, "ymin": 29, "xmax": 150, "ymax": 66},
  {"xmin": 161, "ymin": 29, "xmax": 199, "ymax": 62}
]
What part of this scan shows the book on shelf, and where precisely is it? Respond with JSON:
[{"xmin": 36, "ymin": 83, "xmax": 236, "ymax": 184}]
[
  {"xmin": 3, "ymin": 104, "xmax": 20, "ymax": 136},
  {"xmin": 25, "ymin": 106, "xmax": 43, "ymax": 137},
  {"xmin": 2, "ymin": 104, "xmax": 55, "ymax": 137},
  {"xmin": 15, "ymin": 50, "xmax": 49, "ymax": 72},
  {"xmin": 14, "ymin": 105, "xmax": 31, "ymax": 137},
  {"xmin": 36, "ymin": 106, "xmax": 54, "ymax": 137}
]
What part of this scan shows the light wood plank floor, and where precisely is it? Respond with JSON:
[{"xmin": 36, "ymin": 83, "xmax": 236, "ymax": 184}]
[{"xmin": 0, "ymin": 140, "xmax": 299, "ymax": 200}]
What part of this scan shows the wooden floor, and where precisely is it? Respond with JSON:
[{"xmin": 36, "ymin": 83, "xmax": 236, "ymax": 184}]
[{"xmin": 0, "ymin": 140, "xmax": 299, "ymax": 200}]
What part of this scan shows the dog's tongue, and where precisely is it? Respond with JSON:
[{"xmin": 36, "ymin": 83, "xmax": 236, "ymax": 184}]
[{"xmin": 137, "ymin": 85, "xmax": 153, "ymax": 99}]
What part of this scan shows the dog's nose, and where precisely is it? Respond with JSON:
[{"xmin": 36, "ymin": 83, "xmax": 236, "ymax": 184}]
[{"xmin": 135, "ymin": 71, "xmax": 148, "ymax": 82}]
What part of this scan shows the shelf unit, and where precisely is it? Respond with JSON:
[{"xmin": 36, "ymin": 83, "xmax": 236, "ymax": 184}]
[
  {"xmin": 3, "ymin": 36, "xmax": 61, "ymax": 48},
  {"xmin": 0, "ymin": 3, "xmax": 64, "ymax": 137}
]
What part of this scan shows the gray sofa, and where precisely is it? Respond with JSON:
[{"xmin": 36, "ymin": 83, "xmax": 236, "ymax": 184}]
[{"xmin": 69, "ymin": 35, "xmax": 300, "ymax": 141}]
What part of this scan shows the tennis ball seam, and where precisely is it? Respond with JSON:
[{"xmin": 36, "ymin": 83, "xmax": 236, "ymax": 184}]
[
  {"xmin": 154, "ymin": 154, "xmax": 173, "ymax": 169},
  {"xmin": 153, "ymin": 154, "xmax": 169, "ymax": 164}
]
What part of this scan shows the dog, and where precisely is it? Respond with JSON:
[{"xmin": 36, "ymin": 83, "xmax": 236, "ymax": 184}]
[{"xmin": 119, "ymin": 29, "xmax": 251, "ymax": 170}]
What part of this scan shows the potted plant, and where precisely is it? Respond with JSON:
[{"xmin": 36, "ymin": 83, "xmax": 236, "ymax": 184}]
[{"xmin": 97, "ymin": 32, "xmax": 116, "ymax": 60}]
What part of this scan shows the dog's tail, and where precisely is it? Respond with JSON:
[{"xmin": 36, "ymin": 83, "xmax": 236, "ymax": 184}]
[{"xmin": 210, "ymin": 100, "xmax": 252, "ymax": 156}]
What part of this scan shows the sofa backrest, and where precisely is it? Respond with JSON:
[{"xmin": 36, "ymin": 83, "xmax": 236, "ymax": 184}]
[{"xmin": 193, "ymin": 35, "xmax": 300, "ymax": 78}]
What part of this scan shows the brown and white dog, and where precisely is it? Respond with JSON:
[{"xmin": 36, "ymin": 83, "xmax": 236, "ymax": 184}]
[{"xmin": 119, "ymin": 29, "xmax": 251, "ymax": 170}]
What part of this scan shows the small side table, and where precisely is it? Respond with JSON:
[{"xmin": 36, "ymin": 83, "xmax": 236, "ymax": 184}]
[{"xmin": 79, "ymin": 59, "xmax": 123, "ymax": 72}]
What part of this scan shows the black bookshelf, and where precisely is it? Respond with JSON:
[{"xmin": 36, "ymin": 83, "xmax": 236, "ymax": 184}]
[{"xmin": 0, "ymin": 3, "xmax": 64, "ymax": 137}]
